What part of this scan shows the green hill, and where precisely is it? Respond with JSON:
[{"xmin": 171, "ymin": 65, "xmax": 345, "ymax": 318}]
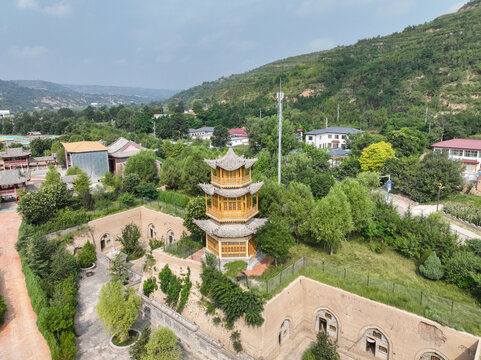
[{"xmin": 170, "ymin": 1, "xmax": 481, "ymax": 118}]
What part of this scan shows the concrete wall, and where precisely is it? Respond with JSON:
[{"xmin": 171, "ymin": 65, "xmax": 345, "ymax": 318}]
[
  {"xmin": 255, "ymin": 277, "xmax": 480, "ymax": 360},
  {"xmin": 70, "ymin": 206, "xmax": 188, "ymax": 253}
]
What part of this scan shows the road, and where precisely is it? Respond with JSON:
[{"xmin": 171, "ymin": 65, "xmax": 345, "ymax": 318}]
[
  {"xmin": 0, "ymin": 210, "xmax": 51, "ymax": 360},
  {"xmin": 387, "ymin": 192, "xmax": 481, "ymax": 242}
]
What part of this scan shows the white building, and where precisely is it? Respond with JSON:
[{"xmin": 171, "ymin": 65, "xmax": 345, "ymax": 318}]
[
  {"xmin": 432, "ymin": 138, "xmax": 481, "ymax": 181},
  {"xmin": 305, "ymin": 127, "xmax": 363, "ymax": 149},
  {"xmin": 188, "ymin": 127, "xmax": 214, "ymax": 140},
  {"xmin": 228, "ymin": 128, "xmax": 249, "ymax": 147}
]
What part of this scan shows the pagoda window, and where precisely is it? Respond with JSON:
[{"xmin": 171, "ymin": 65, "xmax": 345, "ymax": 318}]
[{"xmin": 212, "ymin": 195, "xmax": 218, "ymax": 208}]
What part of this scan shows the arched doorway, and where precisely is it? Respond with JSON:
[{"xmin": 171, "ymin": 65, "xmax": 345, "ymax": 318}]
[
  {"xmin": 363, "ymin": 328, "xmax": 389, "ymax": 359},
  {"xmin": 419, "ymin": 352, "xmax": 447, "ymax": 360},
  {"xmin": 148, "ymin": 223, "xmax": 156, "ymax": 239},
  {"xmin": 278, "ymin": 319, "xmax": 290, "ymax": 345},
  {"xmin": 100, "ymin": 233, "xmax": 111, "ymax": 251},
  {"xmin": 315, "ymin": 309, "xmax": 339, "ymax": 341},
  {"xmin": 166, "ymin": 230, "xmax": 175, "ymax": 245}
]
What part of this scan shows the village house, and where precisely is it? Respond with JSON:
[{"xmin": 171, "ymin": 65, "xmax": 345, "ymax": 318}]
[
  {"xmin": 0, "ymin": 169, "xmax": 30, "ymax": 201},
  {"xmin": 0, "ymin": 147, "xmax": 56, "ymax": 171},
  {"xmin": 432, "ymin": 138, "xmax": 481, "ymax": 181},
  {"xmin": 305, "ymin": 126, "xmax": 362, "ymax": 149},
  {"xmin": 228, "ymin": 128, "xmax": 249, "ymax": 147},
  {"xmin": 188, "ymin": 127, "xmax": 214, "ymax": 140},
  {"xmin": 62, "ymin": 141, "xmax": 109, "ymax": 182},
  {"xmin": 107, "ymin": 137, "xmax": 145, "ymax": 174}
]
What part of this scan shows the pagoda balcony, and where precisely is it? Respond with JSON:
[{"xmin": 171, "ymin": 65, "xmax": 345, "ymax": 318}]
[
  {"xmin": 206, "ymin": 205, "xmax": 258, "ymax": 223},
  {"xmin": 0, "ymin": 188, "xmax": 18, "ymax": 198},
  {"xmin": 211, "ymin": 174, "xmax": 251, "ymax": 188}
]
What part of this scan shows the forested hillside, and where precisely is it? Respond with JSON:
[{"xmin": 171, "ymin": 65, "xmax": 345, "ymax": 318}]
[{"xmin": 170, "ymin": 0, "xmax": 481, "ymax": 132}]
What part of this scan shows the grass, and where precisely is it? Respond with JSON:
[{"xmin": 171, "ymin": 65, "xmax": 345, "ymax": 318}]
[
  {"xmin": 224, "ymin": 260, "xmax": 247, "ymax": 278},
  {"xmin": 145, "ymin": 200, "xmax": 185, "ymax": 219},
  {"xmin": 165, "ymin": 237, "xmax": 203, "ymax": 259},
  {"xmin": 442, "ymin": 193, "xmax": 481, "ymax": 207},
  {"xmin": 111, "ymin": 330, "xmax": 139, "ymax": 347}
]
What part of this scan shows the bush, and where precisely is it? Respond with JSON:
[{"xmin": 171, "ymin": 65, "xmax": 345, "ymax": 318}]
[
  {"xmin": 304, "ymin": 331, "xmax": 340, "ymax": 360},
  {"xmin": 158, "ymin": 191, "xmax": 190, "ymax": 208},
  {"xmin": 419, "ymin": 252, "xmax": 444, "ymax": 280},
  {"xmin": 0, "ymin": 295, "xmax": 7, "ymax": 325},
  {"xmin": 135, "ymin": 182, "xmax": 158, "ymax": 199},
  {"xmin": 118, "ymin": 192, "xmax": 135, "ymax": 206},
  {"xmin": 230, "ymin": 331, "xmax": 243, "ymax": 353},
  {"xmin": 129, "ymin": 326, "xmax": 151, "ymax": 360},
  {"xmin": 143, "ymin": 278, "xmax": 158, "ymax": 297},
  {"xmin": 165, "ymin": 235, "xmax": 203, "ymax": 258},
  {"xmin": 444, "ymin": 203, "xmax": 481, "ymax": 227},
  {"xmin": 77, "ymin": 242, "xmax": 96, "ymax": 268},
  {"xmin": 158, "ymin": 265, "xmax": 192, "ymax": 312},
  {"xmin": 117, "ymin": 223, "xmax": 141, "ymax": 255}
]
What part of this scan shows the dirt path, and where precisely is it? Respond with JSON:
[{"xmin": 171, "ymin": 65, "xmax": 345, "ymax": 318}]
[{"xmin": 0, "ymin": 210, "xmax": 51, "ymax": 360}]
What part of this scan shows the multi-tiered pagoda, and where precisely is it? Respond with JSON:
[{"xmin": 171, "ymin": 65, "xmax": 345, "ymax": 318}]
[{"xmin": 194, "ymin": 148, "xmax": 266, "ymax": 260}]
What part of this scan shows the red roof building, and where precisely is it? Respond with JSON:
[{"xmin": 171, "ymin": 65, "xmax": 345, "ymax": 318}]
[
  {"xmin": 432, "ymin": 139, "xmax": 481, "ymax": 180},
  {"xmin": 228, "ymin": 128, "xmax": 249, "ymax": 147},
  {"xmin": 229, "ymin": 128, "xmax": 248, "ymax": 137}
]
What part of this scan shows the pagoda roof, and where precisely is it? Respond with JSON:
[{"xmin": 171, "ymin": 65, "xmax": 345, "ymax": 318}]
[
  {"xmin": 0, "ymin": 169, "xmax": 30, "ymax": 186},
  {"xmin": 204, "ymin": 148, "xmax": 257, "ymax": 171},
  {"xmin": 193, "ymin": 218, "xmax": 267, "ymax": 238},
  {"xmin": 0, "ymin": 147, "xmax": 31, "ymax": 158},
  {"xmin": 198, "ymin": 181, "xmax": 264, "ymax": 198}
]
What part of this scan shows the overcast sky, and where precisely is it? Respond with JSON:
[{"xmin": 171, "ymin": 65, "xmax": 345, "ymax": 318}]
[{"xmin": 0, "ymin": 0, "xmax": 466, "ymax": 90}]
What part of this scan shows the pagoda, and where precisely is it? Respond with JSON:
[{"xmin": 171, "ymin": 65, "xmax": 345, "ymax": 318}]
[{"xmin": 194, "ymin": 148, "xmax": 266, "ymax": 260}]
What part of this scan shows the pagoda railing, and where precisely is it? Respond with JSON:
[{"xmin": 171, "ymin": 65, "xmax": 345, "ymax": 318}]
[
  {"xmin": 211, "ymin": 174, "xmax": 251, "ymax": 187},
  {"xmin": 0, "ymin": 189, "xmax": 17, "ymax": 197},
  {"xmin": 206, "ymin": 205, "xmax": 258, "ymax": 222}
]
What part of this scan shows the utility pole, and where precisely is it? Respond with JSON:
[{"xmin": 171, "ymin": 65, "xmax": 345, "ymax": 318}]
[
  {"xmin": 259, "ymin": 109, "xmax": 262, "ymax": 120},
  {"xmin": 436, "ymin": 183, "xmax": 445, "ymax": 213},
  {"xmin": 337, "ymin": 104, "xmax": 340, "ymax": 122},
  {"xmin": 424, "ymin": 107, "xmax": 428, "ymax": 124},
  {"xmin": 325, "ymin": 117, "xmax": 328, "ymax": 128},
  {"xmin": 277, "ymin": 83, "xmax": 284, "ymax": 185},
  {"xmin": 153, "ymin": 120, "xmax": 156, "ymax": 138}
]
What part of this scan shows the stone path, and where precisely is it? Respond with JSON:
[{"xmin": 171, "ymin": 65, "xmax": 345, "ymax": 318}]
[{"xmin": 0, "ymin": 210, "xmax": 51, "ymax": 360}]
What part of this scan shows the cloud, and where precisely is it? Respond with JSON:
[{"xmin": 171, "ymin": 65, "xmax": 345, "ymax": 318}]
[
  {"xmin": 17, "ymin": 0, "xmax": 38, "ymax": 9},
  {"xmin": 10, "ymin": 45, "xmax": 48, "ymax": 58},
  {"xmin": 43, "ymin": 3, "xmax": 72, "ymax": 17},
  {"xmin": 297, "ymin": 0, "xmax": 334, "ymax": 16},
  {"xmin": 308, "ymin": 37, "xmax": 336, "ymax": 51}
]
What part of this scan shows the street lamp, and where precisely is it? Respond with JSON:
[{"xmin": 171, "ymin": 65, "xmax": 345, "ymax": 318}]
[{"xmin": 436, "ymin": 183, "xmax": 445, "ymax": 213}]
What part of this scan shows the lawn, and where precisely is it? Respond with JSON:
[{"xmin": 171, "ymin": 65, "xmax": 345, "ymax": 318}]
[{"xmin": 443, "ymin": 192, "xmax": 481, "ymax": 207}]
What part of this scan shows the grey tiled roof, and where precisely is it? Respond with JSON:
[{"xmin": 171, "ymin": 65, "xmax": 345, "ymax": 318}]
[
  {"xmin": 0, "ymin": 147, "xmax": 31, "ymax": 158},
  {"xmin": 29, "ymin": 156, "xmax": 55, "ymax": 162},
  {"xmin": 305, "ymin": 127, "xmax": 363, "ymax": 136},
  {"xmin": 107, "ymin": 137, "xmax": 144, "ymax": 158},
  {"xmin": 0, "ymin": 169, "xmax": 30, "ymax": 186},
  {"xmin": 193, "ymin": 218, "xmax": 267, "ymax": 238},
  {"xmin": 204, "ymin": 148, "xmax": 257, "ymax": 171},
  {"xmin": 188, "ymin": 127, "xmax": 214, "ymax": 133},
  {"xmin": 198, "ymin": 182, "xmax": 264, "ymax": 198}
]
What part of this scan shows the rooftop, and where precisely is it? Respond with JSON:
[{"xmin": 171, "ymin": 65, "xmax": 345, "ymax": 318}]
[
  {"xmin": 199, "ymin": 181, "xmax": 264, "ymax": 198},
  {"xmin": 229, "ymin": 128, "xmax": 248, "ymax": 137},
  {"xmin": 432, "ymin": 138, "xmax": 481, "ymax": 151},
  {"xmin": 306, "ymin": 127, "xmax": 363, "ymax": 136},
  {"xmin": 193, "ymin": 218, "xmax": 267, "ymax": 238},
  {"xmin": 0, "ymin": 147, "xmax": 31, "ymax": 158},
  {"xmin": 107, "ymin": 137, "xmax": 144, "ymax": 158},
  {"xmin": 62, "ymin": 141, "xmax": 108, "ymax": 153},
  {"xmin": 204, "ymin": 148, "xmax": 257, "ymax": 171},
  {"xmin": 0, "ymin": 169, "xmax": 30, "ymax": 186},
  {"xmin": 188, "ymin": 127, "xmax": 215, "ymax": 133}
]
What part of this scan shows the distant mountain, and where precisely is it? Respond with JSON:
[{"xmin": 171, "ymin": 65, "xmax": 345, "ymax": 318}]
[
  {"xmin": 169, "ymin": 0, "xmax": 481, "ymax": 116},
  {"xmin": 0, "ymin": 80, "xmax": 179, "ymax": 113}
]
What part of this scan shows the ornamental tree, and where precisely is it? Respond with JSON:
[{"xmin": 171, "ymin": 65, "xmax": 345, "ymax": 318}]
[
  {"xmin": 96, "ymin": 281, "xmax": 141, "ymax": 343},
  {"xmin": 125, "ymin": 150, "xmax": 159, "ymax": 183},
  {"xmin": 183, "ymin": 197, "xmax": 208, "ymax": 242},
  {"xmin": 142, "ymin": 327, "xmax": 181, "ymax": 360},
  {"xmin": 340, "ymin": 178, "xmax": 374, "ymax": 232},
  {"xmin": 419, "ymin": 251, "xmax": 444, "ymax": 280},
  {"xmin": 358, "ymin": 141, "xmax": 395, "ymax": 172},
  {"xmin": 118, "ymin": 223, "xmax": 141, "ymax": 255},
  {"xmin": 256, "ymin": 217, "xmax": 295, "ymax": 266}
]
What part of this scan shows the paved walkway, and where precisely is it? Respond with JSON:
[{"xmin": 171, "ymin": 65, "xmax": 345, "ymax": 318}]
[{"xmin": 0, "ymin": 210, "xmax": 51, "ymax": 360}]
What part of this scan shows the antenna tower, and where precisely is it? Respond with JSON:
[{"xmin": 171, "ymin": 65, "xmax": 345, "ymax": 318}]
[{"xmin": 277, "ymin": 81, "xmax": 284, "ymax": 185}]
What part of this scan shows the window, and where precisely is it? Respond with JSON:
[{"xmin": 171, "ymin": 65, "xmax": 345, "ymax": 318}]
[
  {"xmin": 372, "ymin": 330, "xmax": 382, "ymax": 339},
  {"xmin": 308, "ymin": 136, "xmax": 313, "ymax": 141},
  {"xmin": 279, "ymin": 319, "xmax": 290, "ymax": 345},
  {"xmin": 334, "ymin": 135, "xmax": 339, "ymax": 139},
  {"xmin": 378, "ymin": 345, "xmax": 388, "ymax": 354},
  {"xmin": 465, "ymin": 150, "xmax": 478, "ymax": 158},
  {"xmin": 450, "ymin": 149, "xmax": 463, "ymax": 156},
  {"xmin": 341, "ymin": 135, "xmax": 345, "ymax": 139},
  {"xmin": 220, "ymin": 241, "xmax": 246, "ymax": 258},
  {"xmin": 328, "ymin": 134, "xmax": 332, "ymax": 139}
]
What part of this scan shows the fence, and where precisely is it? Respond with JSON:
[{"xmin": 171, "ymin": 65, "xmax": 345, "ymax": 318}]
[{"xmin": 247, "ymin": 256, "xmax": 481, "ymax": 334}]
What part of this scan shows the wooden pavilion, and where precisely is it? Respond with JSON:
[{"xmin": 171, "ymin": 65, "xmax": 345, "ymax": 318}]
[
  {"xmin": 194, "ymin": 148, "xmax": 266, "ymax": 259},
  {"xmin": 0, "ymin": 169, "xmax": 30, "ymax": 201}
]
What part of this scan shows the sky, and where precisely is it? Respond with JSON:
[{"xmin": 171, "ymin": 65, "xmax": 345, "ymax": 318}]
[{"xmin": 0, "ymin": 0, "xmax": 467, "ymax": 90}]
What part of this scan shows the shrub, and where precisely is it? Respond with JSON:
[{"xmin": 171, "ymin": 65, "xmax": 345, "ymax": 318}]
[
  {"xmin": 177, "ymin": 267, "xmax": 192, "ymax": 313},
  {"xmin": 143, "ymin": 327, "xmax": 181, "ymax": 360},
  {"xmin": 304, "ymin": 331, "xmax": 340, "ymax": 360},
  {"xmin": 129, "ymin": 326, "xmax": 151, "ymax": 360},
  {"xmin": 419, "ymin": 252, "xmax": 444, "ymax": 280},
  {"xmin": 158, "ymin": 191, "xmax": 190, "ymax": 208},
  {"xmin": 143, "ymin": 278, "xmax": 158, "ymax": 297},
  {"xmin": 0, "ymin": 295, "xmax": 7, "ymax": 325},
  {"xmin": 76, "ymin": 242, "xmax": 97, "ymax": 268},
  {"xmin": 444, "ymin": 203, "xmax": 481, "ymax": 227},
  {"xmin": 135, "ymin": 182, "xmax": 158, "ymax": 199},
  {"xmin": 117, "ymin": 223, "xmax": 141, "ymax": 255},
  {"xmin": 158, "ymin": 265, "xmax": 192, "ymax": 312},
  {"xmin": 149, "ymin": 238, "xmax": 163, "ymax": 251},
  {"xmin": 118, "ymin": 192, "xmax": 135, "ymax": 206},
  {"xmin": 230, "ymin": 331, "xmax": 243, "ymax": 353}
]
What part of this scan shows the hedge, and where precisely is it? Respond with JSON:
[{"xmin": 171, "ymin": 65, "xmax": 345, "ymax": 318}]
[{"xmin": 157, "ymin": 191, "xmax": 190, "ymax": 208}]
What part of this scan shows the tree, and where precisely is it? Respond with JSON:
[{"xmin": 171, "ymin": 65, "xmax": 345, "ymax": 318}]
[
  {"xmin": 76, "ymin": 241, "xmax": 96, "ymax": 268},
  {"xmin": 246, "ymin": 115, "xmax": 297, "ymax": 156},
  {"xmin": 159, "ymin": 158, "xmax": 182, "ymax": 190},
  {"xmin": 258, "ymin": 180, "xmax": 284, "ymax": 218},
  {"xmin": 386, "ymin": 127, "xmax": 427, "ymax": 157},
  {"xmin": 340, "ymin": 178, "xmax": 374, "ymax": 232},
  {"xmin": 309, "ymin": 184, "xmax": 353, "ymax": 254},
  {"xmin": 73, "ymin": 171, "xmax": 91, "ymax": 197},
  {"xmin": 282, "ymin": 182, "xmax": 314, "ymax": 244},
  {"xmin": 130, "ymin": 326, "xmax": 151, "ymax": 360},
  {"xmin": 125, "ymin": 150, "xmax": 159, "ymax": 183},
  {"xmin": 49, "ymin": 248, "xmax": 79, "ymax": 283},
  {"xmin": 184, "ymin": 197, "xmax": 208, "ymax": 242},
  {"xmin": 43, "ymin": 165, "xmax": 63, "ymax": 187},
  {"xmin": 97, "ymin": 281, "xmax": 141, "ymax": 343},
  {"xmin": 135, "ymin": 182, "xmax": 158, "ymax": 199},
  {"xmin": 56, "ymin": 147, "xmax": 66, "ymax": 167},
  {"xmin": 123, "ymin": 173, "xmax": 141, "ymax": 193},
  {"xmin": 358, "ymin": 141, "xmax": 395, "ymax": 172},
  {"xmin": 25, "ymin": 235, "xmax": 56, "ymax": 278},
  {"xmin": 109, "ymin": 253, "xmax": 129, "ymax": 283},
  {"xmin": 347, "ymin": 132, "xmax": 386, "ymax": 157},
  {"xmin": 142, "ymin": 327, "xmax": 181, "ymax": 360},
  {"xmin": 181, "ymin": 150, "xmax": 210, "ymax": 195},
  {"xmin": 30, "ymin": 138, "xmax": 53, "ymax": 157},
  {"xmin": 256, "ymin": 217, "xmax": 295, "ymax": 266},
  {"xmin": 118, "ymin": 223, "xmax": 141, "ymax": 255},
  {"xmin": 303, "ymin": 331, "xmax": 340, "ymax": 360},
  {"xmin": 419, "ymin": 252, "xmax": 444, "ymax": 280},
  {"xmin": 211, "ymin": 126, "xmax": 229, "ymax": 147},
  {"xmin": 18, "ymin": 190, "xmax": 56, "ymax": 225}
]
